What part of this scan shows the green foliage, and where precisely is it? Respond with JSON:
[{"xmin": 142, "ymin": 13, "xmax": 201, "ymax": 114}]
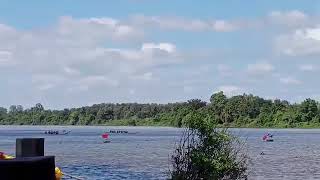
[
  {"xmin": 210, "ymin": 91, "xmax": 227, "ymax": 124},
  {"xmin": 1, "ymin": 92, "xmax": 320, "ymax": 128},
  {"xmin": 300, "ymin": 98, "xmax": 318, "ymax": 121},
  {"xmin": 170, "ymin": 111, "xmax": 248, "ymax": 180},
  {"xmin": 128, "ymin": 119, "xmax": 137, "ymax": 126}
]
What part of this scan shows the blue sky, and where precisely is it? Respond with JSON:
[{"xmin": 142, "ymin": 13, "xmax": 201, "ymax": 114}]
[
  {"xmin": 1, "ymin": 0, "xmax": 318, "ymax": 27},
  {"xmin": 0, "ymin": 0, "xmax": 320, "ymax": 109}
]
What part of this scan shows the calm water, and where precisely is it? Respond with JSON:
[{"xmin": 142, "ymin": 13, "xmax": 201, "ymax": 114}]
[{"xmin": 1, "ymin": 126, "xmax": 320, "ymax": 180}]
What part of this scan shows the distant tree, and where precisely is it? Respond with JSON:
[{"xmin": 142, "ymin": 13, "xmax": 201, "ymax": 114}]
[
  {"xmin": 31, "ymin": 103, "xmax": 44, "ymax": 112},
  {"xmin": 300, "ymin": 98, "xmax": 318, "ymax": 121},
  {"xmin": 16, "ymin": 105, "xmax": 23, "ymax": 113},
  {"xmin": 83, "ymin": 114, "xmax": 95, "ymax": 125},
  {"xmin": 0, "ymin": 107, "xmax": 7, "ymax": 115},
  {"xmin": 96, "ymin": 107, "xmax": 113, "ymax": 122},
  {"xmin": 128, "ymin": 119, "xmax": 137, "ymax": 126},
  {"xmin": 187, "ymin": 99, "xmax": 207, "ymax": 110},
  {"xmin": 272, "ymin": 99, "xmax": 287, "ymax": 113},
  {"xmin": 68, "ymin": 111, "xmax": 80, "ymax": 125},
  {"xmin": 0, "ymin": 107, "xmax": 7, "ymax": 123},
  {"xmin": 9, "ymin": 105, "xmax": 17, "ymax": 114},
  {"xmin": 210, "ymin": 91, "xmax": 227, "ymax": 123}
]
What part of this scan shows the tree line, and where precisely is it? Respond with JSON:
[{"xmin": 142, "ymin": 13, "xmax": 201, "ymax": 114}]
[{"xmin": 1, "ymin": 91, "xmax": 320, "ymax": 128}]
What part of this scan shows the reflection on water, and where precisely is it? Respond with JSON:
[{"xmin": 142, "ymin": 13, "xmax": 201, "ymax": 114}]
[{"xmin": 1, "ymin": 126, "xmax": 320, "ymax": 179}]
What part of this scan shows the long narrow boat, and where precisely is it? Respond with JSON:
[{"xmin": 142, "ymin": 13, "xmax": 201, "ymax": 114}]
[
  {"xmin": 109, "ymin": 130, "xmax": 128, "ymax": 134},
  {"xmin": 108, "ymin": 130, "xmax": 138, "ymax": 134},
  {"xmin": 45, "ymin": 130, "xmax": 71, "ymax": 135},
  {"xmin": 263, "ymin": 138, "xmax": 274, "ymax": 142}
]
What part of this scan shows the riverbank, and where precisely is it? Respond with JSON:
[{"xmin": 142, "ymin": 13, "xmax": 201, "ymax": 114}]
[{"xmin": 2, "ymin": 119, "xmax": 320, "ymax": 129}]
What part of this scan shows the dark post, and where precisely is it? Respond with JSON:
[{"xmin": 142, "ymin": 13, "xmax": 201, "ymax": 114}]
[{"xmin": 16, "ymin": 138, "xmax": 44, "ymax": 157}]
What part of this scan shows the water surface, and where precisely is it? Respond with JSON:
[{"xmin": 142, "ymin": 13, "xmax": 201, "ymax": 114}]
[{"xmin": 1, "ymin": 126, "xmax": 320, "ymax": 180}]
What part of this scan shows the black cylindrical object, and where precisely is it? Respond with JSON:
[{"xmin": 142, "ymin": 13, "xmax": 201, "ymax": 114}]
[
  {"xmin": 0, "ymin": 156, "xmax": 56, "ymax": 180},
  {"xmin": 16, "ymin": 138, "xmax": 44, "ymax": 157}
]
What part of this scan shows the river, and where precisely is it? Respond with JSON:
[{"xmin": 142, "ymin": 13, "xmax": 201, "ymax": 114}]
[{"xmin": 1, "ymin": 126, "xmax": 320, "ymax": 180}]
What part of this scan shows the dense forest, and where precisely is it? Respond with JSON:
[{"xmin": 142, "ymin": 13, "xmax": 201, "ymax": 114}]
[{"xmin": 1, "ymin": 91, "xmax": 320, "ymax": 128}]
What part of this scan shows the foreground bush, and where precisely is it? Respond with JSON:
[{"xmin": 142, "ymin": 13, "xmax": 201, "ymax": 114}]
[{"xmin": 170, "ymin": 111, "xmax": 248, "ymax": 180}]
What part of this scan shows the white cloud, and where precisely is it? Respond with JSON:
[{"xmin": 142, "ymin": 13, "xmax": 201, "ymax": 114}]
[
  {"xmin": 1, "ymin": 12, "xmax": 319, "ymax": 108},
  {"xmin": 130, "ymin": 15, "xmax": 242, "ymax": 32},
  {"xmin": 0, "ymin": 17, "xmax": 184, "ymax": 96},
  {"xmin": 141, "ymin": 43, "xmax": 176, "ymax": 53},
  {"xmin": 304, "ymin": 28, "xmax": 320, "ymax": 40},
  {"xmin": 0, "ymin": 23, "xmax": 17, "ymax": 40},
  {"xmin": 131, "ymin": 15, "xmax": 208, "ymax": 31},
  {"xmin": 67, "ymin": 85, "xmax": 89, "ymax": 93},
  {"xmin": 0, "ymin": 50, "xmax": 13, "ymax": 66},
  {"xmin": 64, "ymin": 67, "xmax": 81, "ymax": 75},
  {"xmin": 299, "ymin": 64, "xmax": 317, "ymax": 71},
  {"xmin": 217, "ymin": 64, "xmax": 232, "ymax": 77},
  {"xmin": 131, "ymin": 72, "xmax": 153, "ymax": 81},
  {"xmin": 38, "ymin": 83, "xmax": 56, "ymax": 91},
  {"xmin": 275, "ymin": 27, "xmax": 320, "ymax": 56},
  {"xmin": 280, "ymin": 77, "xmax": 302, "ymax": 85},
  {"xmin": 104, "ymin": 43, "xmax": 181, "ymax": 68},
  {"xmin": 0, "ymin": 24, "xmax": 15, "ymax": 32},
  {"xmin": 268, "ymin": 10, "xmax": 308, "ymax": 27},
  {"xmin": 88, "ymin": 17, "xmax": 118, "ymax": 26},
  {"xmin": 57, "ymin": 16, "xmax": 143, "ymax": 43},
  {"xmin": 217, "ymin": 85, "xmax": 243, "ymax": 96},
  {"xmin": 0, "ymin": 16, "xmax": 145, "ymax": 74},
  {"xmin": 247, "ymin": 62, "xmax": 274, "ymax": 74},
  {"xmin": 217, "ymin": 64, "xmax": 229, "ymax": 71},
  {"xmin": 77, "ymin": 75, "xmax": 119, "ymax": 88},
  {"xmin": 32, "ymin": 74, "xmax": 63, "ymax": 82},
  {"xmin": 183, "ymin": 86, "xmax": 193, "ymax": 93},
  {"xmin": 129, "ymin": 89, "xmax": 136, "ymax": 95},
  {"xmin": 212, "ymin": 20, "xmax": 238, "ymax": 32},
  {"xmin": 130, "ymin": 11, "xmax": 315, "ymax": 33},
  {"xmin": 31, "ymin": 74, "xmax": 66, "ymax": 91},
  {"xmin": 67, "ymin": 75, "xmax": 120, "ymax": 93},
  {"xmin": 141, "ymin": 72, "xmax": 153, "ymax": 80}
]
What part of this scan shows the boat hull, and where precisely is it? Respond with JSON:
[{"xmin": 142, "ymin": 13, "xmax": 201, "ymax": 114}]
[{"xmin": 263, "ymin": 139, "xmax": 274, "ymax": 142}]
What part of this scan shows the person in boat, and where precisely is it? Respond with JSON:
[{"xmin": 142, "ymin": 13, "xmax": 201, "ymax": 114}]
[
  {"xmin": 102, "ymin": 132, "xmax": 110, "ymax": 143},
  {"xmin": 262, "ymin": 133, "xmax": 273, "ymax": 141},
  {"xmin": 264, "ymin": 133, "xmax": 273, "ymax": 137},
  {"xmin": 262, "ymin": 134, "xmax": 268, "ymax": 141}
]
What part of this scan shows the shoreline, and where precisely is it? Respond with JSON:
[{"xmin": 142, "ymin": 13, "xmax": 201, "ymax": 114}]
[{"xmin": 1, "ymin": 124, "xmax": 320, "ymax": 130}]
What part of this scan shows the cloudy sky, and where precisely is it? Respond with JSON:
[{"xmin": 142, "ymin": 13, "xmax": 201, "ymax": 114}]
[{"xmin": 1, "ymin": 0, "xmax": 320, "ymax": 109}]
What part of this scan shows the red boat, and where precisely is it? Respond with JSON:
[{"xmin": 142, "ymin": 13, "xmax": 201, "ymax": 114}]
[{"xmin": 102, "ymin": 133, "xmax": 110, "ymax": 143}]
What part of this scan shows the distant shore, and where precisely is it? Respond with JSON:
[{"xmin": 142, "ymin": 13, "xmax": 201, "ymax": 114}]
[
  {"xmin": 2, "ymin": 92, "xmax": 320, "ymax": 130},
  {"xmin": 2, "ymin": 119, "xmax": 320, "ymax": 129}
]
